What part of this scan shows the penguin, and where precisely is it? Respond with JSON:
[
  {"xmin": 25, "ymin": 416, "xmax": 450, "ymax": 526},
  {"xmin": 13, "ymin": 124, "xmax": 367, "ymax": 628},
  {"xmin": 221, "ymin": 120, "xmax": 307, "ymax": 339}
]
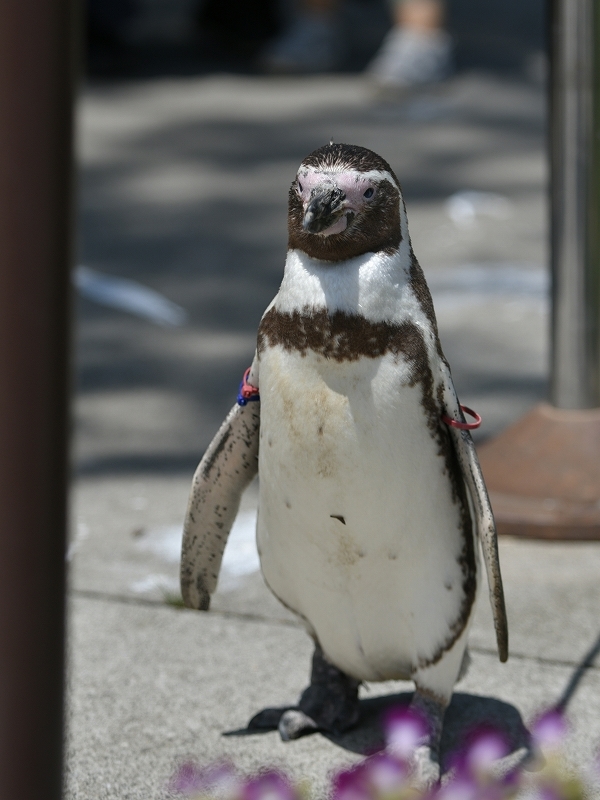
[{"xmin": 181, "ymin": 143, "xmax": 508, "ymax": 786}]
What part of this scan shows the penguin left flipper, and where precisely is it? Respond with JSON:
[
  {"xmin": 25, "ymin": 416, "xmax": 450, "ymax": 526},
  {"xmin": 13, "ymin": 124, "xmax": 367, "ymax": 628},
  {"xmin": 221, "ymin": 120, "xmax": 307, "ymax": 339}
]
[
  {"xmin": 440, "ymin": 368, "xmax": 509, "ymax": 663},
  {"xmin": 180, "ymin": 365, "xmax": 260, "ymax": 610}
]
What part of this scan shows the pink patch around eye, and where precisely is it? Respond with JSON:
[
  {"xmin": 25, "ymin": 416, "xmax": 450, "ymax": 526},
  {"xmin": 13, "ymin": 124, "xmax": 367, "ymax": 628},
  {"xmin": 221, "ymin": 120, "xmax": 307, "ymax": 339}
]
[
  {"xmin": 334, "ymin": 174, "xmax": 375, "ymax": 209},
  {"xmin": 298, "ymin": 170, "xmax": 376, "ymax": 211}
]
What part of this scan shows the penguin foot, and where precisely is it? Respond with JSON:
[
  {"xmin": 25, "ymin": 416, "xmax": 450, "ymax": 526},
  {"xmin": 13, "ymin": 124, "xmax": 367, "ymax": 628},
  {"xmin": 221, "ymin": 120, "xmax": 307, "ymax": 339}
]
[
  {"xmin": 411, "ymin": 745, "xmax": 441, "ymax": 790},
  {"xmin": 247, "ymin": 706, "xmax": 294, "ymax": 731},
  {"xmin": 278, "ymin": 709, "xmax": 319, "ymax": 741},
  {"xmin": 297, "ymin": 645, "xmax": 361, "ymax": 735},
  {"xmin": 246, "ymin": 647, "xmax": 360, "ymax": 741},
  {"xmin": 406, "ymin": 685, "xmax": 447, "ymax": 789},
  {"xmin": 298, "ymin": 681, "xmax": 360, "ymax": 734}
]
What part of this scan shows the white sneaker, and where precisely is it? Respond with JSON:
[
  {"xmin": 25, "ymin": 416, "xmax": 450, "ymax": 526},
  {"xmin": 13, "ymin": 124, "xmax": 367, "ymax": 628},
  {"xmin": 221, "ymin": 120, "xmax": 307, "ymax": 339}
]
[
  {"xmin": 367, "ymin": 27, "xmax": 452, "ymax": 88},
  {"xmin": 261, "ymin": 13, "xmax": 340, "ymax": 73}
]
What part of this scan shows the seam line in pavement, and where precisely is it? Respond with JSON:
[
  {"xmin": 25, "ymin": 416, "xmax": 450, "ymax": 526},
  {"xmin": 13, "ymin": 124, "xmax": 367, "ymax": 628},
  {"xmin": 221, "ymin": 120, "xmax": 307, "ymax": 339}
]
[
  {"xmin": 70, "ymin": 589, "xmax": 599, "ymax": 674},
  {"xmin": 70, "ymin": 588, "xmax": 301, "ymax": 628}
]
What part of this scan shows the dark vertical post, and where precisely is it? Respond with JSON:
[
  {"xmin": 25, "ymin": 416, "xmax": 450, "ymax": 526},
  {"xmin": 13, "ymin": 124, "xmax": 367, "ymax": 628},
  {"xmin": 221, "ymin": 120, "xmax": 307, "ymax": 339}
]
[
  {"xmin": 550, "ymin": 0, "xmax": 600, "ymax": 409},
  {"xmin": 0, "ymin": 2, "xmax": 77, "ymax": 798}
]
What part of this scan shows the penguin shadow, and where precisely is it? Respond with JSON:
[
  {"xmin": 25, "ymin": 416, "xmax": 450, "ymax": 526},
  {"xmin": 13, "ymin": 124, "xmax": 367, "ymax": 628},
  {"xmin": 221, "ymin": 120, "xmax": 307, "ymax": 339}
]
[
  {"xmin": 329, "ymin": 691, "xmax": 531, "ymax": 772},
  {"xmin": 224, "ymin": 691, "xmax": 531, "ymax": 773}
]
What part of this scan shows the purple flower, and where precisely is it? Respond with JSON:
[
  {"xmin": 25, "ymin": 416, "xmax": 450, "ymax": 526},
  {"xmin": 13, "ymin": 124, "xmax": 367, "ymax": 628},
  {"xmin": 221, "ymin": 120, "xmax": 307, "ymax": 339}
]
[
  {"xmin": 332, "ymin": 764, "xmax": 371, "ymax": 800},
  {"xmin": 171, "ymin": 762, "xmax": 206, "ymax": 794},
  {"xmin": 169, "ymin": 703, "xmax": 592, "ymax": 800},
  {"xmin": 333, "ymin": 751, "xmax": 411, "ymax": 800},
  {"xmin": 170, "ymin": 761, "xmax": 241, "ymax": 798},
  {"xmin": 531, "ymin": 711, "xmax": 568, "ymax": 752},
  {"xmin": 364, "ymin": 752, "xmax": 410, "ymax": 794},
  {"xmin": 242, "ymin": 770, "xmax": 300, "ymax": 800},
  {"xmin": 530, "ymin": 786, "xmax": 564, "ymax": 800},
  {"xmin": 436, "ymin": 776, "xmax": 478, "ymax": 800},
  {"xmin": 445, "ymin": 726, "xmax": 525, "ymax": 800},
  {"xmin": 438, "ymin": 766, "xmax": 521, "ymax": 800},
  {"xmin": 384, "ymin": 707, "xmax": 428, "ymax": 760},
  {"xmin": 464, "ymin": 731, "xmax": 510, "ymax": 777}
]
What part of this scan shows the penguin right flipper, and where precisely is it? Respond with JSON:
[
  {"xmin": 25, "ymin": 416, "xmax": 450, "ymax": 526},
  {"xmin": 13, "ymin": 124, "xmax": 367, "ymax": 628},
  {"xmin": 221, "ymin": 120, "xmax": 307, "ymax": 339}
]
[
  {"xmin": 180, "ymin": 397, "xmax": 260, "ymax": 610},
  {"xmin": 440, "ymin": 370, "xmax": 509, "ymax": 663}
]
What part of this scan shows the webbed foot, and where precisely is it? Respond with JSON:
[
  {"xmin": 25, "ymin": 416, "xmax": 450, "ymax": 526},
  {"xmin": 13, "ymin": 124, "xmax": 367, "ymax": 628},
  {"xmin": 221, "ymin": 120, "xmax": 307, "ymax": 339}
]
[
  {"xmin": 278, "ymin": 709, "xmax": 319, "ymax": 740},
  {"xmin": 247, "ymin": 707, "xmax": 321, "ymax": 740},
  {"xmin": 405, "ymin": 689, "xmax": 446, "ymax": 789},
  {"xmin": 411, "ymin": 744, "xmax": 441, "ymax": 790},
  {"xmin": 296, "ymin": 645, "xmax": 360, "ymax": 736},
  {"xmin": 246, "ymin": 645, "xmax": 360, "ymax": 741},
  {"xmin": 247, "ymin": 706, "xmax": 293, "ymax": 731}
]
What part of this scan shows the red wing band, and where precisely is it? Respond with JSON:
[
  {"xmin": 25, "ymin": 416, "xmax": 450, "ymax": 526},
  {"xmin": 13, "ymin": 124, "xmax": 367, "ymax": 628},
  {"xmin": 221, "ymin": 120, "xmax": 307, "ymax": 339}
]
[{"xmin": 442, "ymin": 405, "xmax": 482, "ymax": 430}]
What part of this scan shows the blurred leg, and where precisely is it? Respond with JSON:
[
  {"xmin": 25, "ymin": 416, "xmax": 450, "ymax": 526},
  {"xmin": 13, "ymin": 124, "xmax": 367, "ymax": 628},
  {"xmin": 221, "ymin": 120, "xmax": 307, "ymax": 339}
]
[
  {"xmin": 368, "ymin": 0, "xmax": 453, "ymax": 88},
  {"xmin": 396, "ymin": 0, "xmax": 445, "ymax": 31},
  {"xmin": 260, "ymin": 0, "xmax": 341, "ymax": 72}
]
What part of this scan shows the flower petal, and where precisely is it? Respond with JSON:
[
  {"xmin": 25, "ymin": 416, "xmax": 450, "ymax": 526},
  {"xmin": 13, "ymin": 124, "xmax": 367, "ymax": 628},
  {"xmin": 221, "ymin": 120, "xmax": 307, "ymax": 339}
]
[
  {"xmin": 384, "ymin": 707, "xmax": 428, "ymax": 759},
  {"xmin": 531, "ymin": 711, "xmax": 568, "ymax": 751}
]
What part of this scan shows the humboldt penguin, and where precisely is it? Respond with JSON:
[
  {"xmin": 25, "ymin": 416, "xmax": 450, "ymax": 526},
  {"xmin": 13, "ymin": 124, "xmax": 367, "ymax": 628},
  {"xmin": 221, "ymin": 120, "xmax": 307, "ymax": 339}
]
[{"xmin": 181, "ymin": 143, "xmax": 508, "ymax": 786}]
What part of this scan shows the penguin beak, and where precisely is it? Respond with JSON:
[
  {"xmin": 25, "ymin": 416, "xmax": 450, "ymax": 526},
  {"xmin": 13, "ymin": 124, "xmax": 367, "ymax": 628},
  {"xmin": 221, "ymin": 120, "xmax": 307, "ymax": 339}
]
[{"xmin": 303, "ymin": 186, "xmax": 346, "ymax": 234}]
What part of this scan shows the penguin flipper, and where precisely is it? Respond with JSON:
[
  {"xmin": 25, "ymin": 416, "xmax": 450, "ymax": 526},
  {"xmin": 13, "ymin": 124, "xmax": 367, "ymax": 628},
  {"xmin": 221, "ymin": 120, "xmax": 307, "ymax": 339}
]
[
  {"xmin": 440, "ymin": 372, "xmax": 509, "ymax": 663},
  {"xmin": 180, "ymin": 398, "xmax": 260, "ymax": 610}
]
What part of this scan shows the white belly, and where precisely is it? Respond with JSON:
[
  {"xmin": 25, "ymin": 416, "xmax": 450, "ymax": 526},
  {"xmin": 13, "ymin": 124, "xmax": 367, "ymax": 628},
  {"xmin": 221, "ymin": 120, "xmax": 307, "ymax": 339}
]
[{"xmin": 257, "ymin": 346, "xmax": 478, "ymax": 682}]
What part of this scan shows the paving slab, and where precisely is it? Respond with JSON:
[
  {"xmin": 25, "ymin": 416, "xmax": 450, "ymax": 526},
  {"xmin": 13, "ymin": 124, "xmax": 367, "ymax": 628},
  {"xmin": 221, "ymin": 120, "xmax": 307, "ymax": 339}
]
[
  {"xmin": 69, "ymin": 470, "xmax": 600, "ymax": 799},
  {"xmin": 66, "ymin": 595, "xmax": 600, "ymax": 800}
]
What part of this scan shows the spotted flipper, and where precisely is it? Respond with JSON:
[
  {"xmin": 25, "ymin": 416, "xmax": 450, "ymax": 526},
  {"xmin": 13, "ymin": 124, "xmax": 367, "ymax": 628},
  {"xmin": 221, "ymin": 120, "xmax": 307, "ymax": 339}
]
[
  {"xmin": 440, "ymin": 369, "xmax": 509, "ymax": 663},
  {"xmin": 180, "ymin": 392, "xmax": 260, "ymax": 610}
]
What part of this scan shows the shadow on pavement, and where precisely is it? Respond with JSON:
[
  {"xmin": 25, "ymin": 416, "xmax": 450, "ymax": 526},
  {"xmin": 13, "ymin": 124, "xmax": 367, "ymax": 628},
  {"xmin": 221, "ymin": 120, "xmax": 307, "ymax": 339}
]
[
  {"xmin": 554, "ymin": 629, "xmax": 600, "ymax": 714},
  {"xmin": 76, "ymin": 452, "xmax": 201, "ymax": 476},
  {"xmin": 224, "ymin": 690, "xmax": 530, "ymax": 768}
]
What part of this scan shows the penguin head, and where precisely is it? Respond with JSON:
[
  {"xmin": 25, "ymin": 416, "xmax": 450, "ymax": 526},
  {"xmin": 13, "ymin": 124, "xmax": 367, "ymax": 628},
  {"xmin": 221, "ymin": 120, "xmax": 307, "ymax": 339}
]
[{"xmin": 288, "ymin": 143, "xmax": 406, "ymax": 262}]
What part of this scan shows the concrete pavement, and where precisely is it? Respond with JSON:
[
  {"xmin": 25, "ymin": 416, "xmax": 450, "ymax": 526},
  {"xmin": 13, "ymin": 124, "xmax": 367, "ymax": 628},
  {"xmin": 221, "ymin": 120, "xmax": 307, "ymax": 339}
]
[{"xmin": 67, "ymin": 70, "xmax": 600, "ymax": 799}]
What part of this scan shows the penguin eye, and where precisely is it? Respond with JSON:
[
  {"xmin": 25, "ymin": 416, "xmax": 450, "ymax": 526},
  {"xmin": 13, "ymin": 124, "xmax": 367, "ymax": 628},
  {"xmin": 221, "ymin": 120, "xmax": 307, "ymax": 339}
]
[
  {"xmin": 297, "ymin": 181, "xmax": 303, "ymax": 193},
  {"xmin": 364, "ymin": 187, "xmax": 375, "ymax": 199}
]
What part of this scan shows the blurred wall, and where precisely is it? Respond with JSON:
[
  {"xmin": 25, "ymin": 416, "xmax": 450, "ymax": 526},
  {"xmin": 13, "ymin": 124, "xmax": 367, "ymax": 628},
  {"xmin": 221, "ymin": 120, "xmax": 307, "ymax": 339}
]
[
  {"xmin": 86, "ymin": 0, "xmax": 547, "ymax": 75},
  {"xmin": 448, "ymin": 0, "xmax": 546, "ymax": 73}
]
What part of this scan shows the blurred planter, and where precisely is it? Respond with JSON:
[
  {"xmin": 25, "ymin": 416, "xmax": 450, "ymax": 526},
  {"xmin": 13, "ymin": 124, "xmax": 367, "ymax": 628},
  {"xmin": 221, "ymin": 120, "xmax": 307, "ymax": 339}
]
[{"xmin": 478, "ymin": 403, "xmax": 600, "ymax": 539}]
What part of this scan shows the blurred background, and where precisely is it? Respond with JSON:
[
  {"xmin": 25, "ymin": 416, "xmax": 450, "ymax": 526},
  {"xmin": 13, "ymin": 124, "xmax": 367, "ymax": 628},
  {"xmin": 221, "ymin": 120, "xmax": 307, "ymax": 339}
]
[
  {"xmin": 85, "ymin": 0, "xmax": 545, "ymax": 77},
  {"xmin": 76, "ymin": 0, "xmax": 547, "ymax": 479}
]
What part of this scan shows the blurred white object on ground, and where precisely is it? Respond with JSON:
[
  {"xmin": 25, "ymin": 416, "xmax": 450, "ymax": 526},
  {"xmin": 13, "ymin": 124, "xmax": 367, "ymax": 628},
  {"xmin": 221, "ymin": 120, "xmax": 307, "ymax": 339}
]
[
  {"xmin": 75, "ymin": 266, "xmax": 187, "ymax": 327},
  {"xmin": 133, "ymin": 510, "xmax": 260, "ymax": 592},
  {"xmin": 445, "ymin": 191, "xmax": 513, "ymax": 227}
]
